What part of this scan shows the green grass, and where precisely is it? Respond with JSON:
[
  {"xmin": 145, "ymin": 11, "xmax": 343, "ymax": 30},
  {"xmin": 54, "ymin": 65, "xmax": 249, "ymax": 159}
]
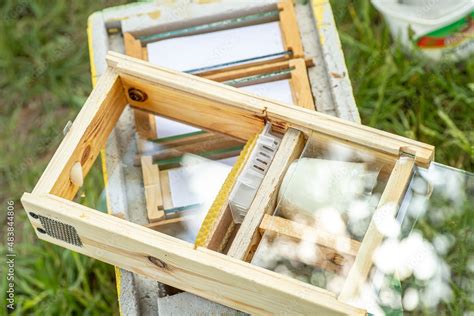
[
  {"xmin": 0, "ymin": 1, "xmax": 128, "ymax": 315},
  {"xmin": 0, "ymin": 0, "xmax": 472, "ymax": 315}
]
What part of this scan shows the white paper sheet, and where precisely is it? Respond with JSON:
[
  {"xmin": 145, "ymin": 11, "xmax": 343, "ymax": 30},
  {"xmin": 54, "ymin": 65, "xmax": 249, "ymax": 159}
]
[
  {"xmin": 147, "ymin": 22, "xmax": 284, "ymax": 72},
  {"xmin": 240, "ymin": 79, "xmax": 294, "ymax": 105},
  {"xmin": 155, "ymin": 116, "xmax": 200, "ymax": 139}
]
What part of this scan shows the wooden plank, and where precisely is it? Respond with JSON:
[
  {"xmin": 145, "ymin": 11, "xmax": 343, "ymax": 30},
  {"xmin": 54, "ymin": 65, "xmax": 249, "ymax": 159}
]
[
  {"xmin": 228, "ymin": 128, "xmax": 305, "ymax": 261},
  {"xmin": 123, "ymin": 32, "xmax": 157, "ymax": 139},
  {"xmin": 278, "ymin": 0, "xmax": 304, "ymax": 58},
  {"xmin": 118, "ymin": 72, "xmax": 265, "ymax": 141},
  {"xmin": 258, "ymin": 214, "xmax": 361, "ymax": 273},
  {"xmin": 21, "ymin": 192, "xmax": 365, "ymax": 315},
  {"xmin": 141, "ymin": 156, "xmax": 165, "ymax": 222},
  {"xmin": 106, "ymin": 53, "xmax": 434, "ymax": 167},
  {"xmin": 123, "ymin": 32, "xmax": 143, "ymax": 59},
  {"xmin": 32, "ymin": 68, "xmax": 127, "ymax": 199},
  {"xmin": 338, "ymin": 157, "xmax": 415, "ymax": 302},
  {"xmin": 202, "ymin": 57, "xmax": 314, "ymax": 83},
  {"xmin": 145, "ymin": 215, "xmax": 198, "ymax": 230},
  {"xmin": 289, "ymin": 59, "xmax": 315, "ymax": 110},
  {"xmin": 259, "ymin": 215, "xmax": 361, "ymax": 257},
  {"xmin": 160, "ymin": 170, "xmax": 173, "ymax": 210},
  {"xmin": 134, "ymin": 110, "xmax": 157, "ymax": 139}
]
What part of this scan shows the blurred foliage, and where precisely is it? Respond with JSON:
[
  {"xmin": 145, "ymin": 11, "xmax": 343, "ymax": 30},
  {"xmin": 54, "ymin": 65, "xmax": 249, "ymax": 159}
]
[
  {"xmin": 331, "ymin": 0, "xmax": 473, "ymax": 315},
  {"xmin": 0, "ymin": 1, "xmax": 129, "ymax": 315}
]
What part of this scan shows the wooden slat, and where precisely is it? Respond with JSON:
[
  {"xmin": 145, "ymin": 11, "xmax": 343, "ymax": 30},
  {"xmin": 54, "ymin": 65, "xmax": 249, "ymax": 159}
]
[
  {"xmin": 145, "ymin": 215, "xmax": 198, "ymax": 230},
  {"xmin": 134, "ymin": 110, "xmax": 157, "ymax": 139},
  {"xmin": 159, "ymin": 170, "xmax": 173, "ymax": 210},
  {"xmin": 278, "ymin": 0, "xmax": 304, "ymax": 58},
  {"xmin": 123, "ymin": 32, "xmax": 157, "ymax": 139},
  {"xmin": 106, "ymin": 53, "xmax": 434, "ymax": 167},
  {"xmin": 289, "ymin": 58, "xmax": 315, "ymax": 110},
  {"xmin": 32, "ymin": 68, "xmax": 127, "ymax": 199},
  {"xmin": 203, "ymin": 57, "xmax": 314, "ymax": 83},
  {"xmin": 259, "ymin": 215, "xmax": 361, "ymax": 257},
  {"xmin": 338, "ymin": 157, "xmax": 415, "ymax": 302},
  {"xmin": 118, "ymin": 72, "xmax": 266, "ymax": 141},
  {"xmin": 141, "ymin": 156, "xmax": 165, "ymax": 222},
  {"xmin": 123, "ymin": 32, "xmax": 143, "ymax": 59},
  {"xmin": 21, "ymin": 192, "xmax": 365, "ymax": 315},
  {"xmin": 227, "ymin": 128, "xmax": 305, "ymax": 261}
]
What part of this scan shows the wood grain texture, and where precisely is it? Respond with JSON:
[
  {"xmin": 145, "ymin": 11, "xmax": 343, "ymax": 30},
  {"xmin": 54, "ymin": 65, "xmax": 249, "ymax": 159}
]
[
  {"xmin": 227, "ymin": 128, "xmax": 305, "ymax": 261},
  {"xmin": 123, "ymin": 32, "xmax": 157, "ymax": 139},
  {"xmin": 338, "ymin": 157, "xmax": 415, "ymax": 302},
  {"xmin": 21, "ymin": 193, "xmax": 365, "ymax": 316},
  {"xmin": 289, "ymin": 58, "xmax": 315, "ymax": 110},
  {"xmin": 134, "ymin": 110, "xmax": 157, "ymax": 139},
  {"xmin": 119, "ymin": 72, "xmax": 266, "ymax": 141},
  {"xmin": 159, "ymin": 170, "xmax": 173, "ymax": 210},
  {"xmin": 32, "ymin": 68, "xmax": 127, "ymax": 199},
  {"xmin": 106, "ymin": 53, "xmax": 434, "ymax": 166},
  {"xmin": 278, "ymin": 0, "xmax": 304, "ymax": 57},
  {"xmin": 141, "ymin": 156, "xmax": 165, "ymax": 222},
  {"xmin": 123, "ymin": 32, "xmax": 143, "ymax": 59},
  {"xmin": 145, "ymin": 215, "xmax": 198, "ymax": 230}
]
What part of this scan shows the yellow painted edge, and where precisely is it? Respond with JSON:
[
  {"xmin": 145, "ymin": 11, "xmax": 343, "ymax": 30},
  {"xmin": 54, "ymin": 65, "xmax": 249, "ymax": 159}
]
[
  {"xmin": 194, "ymin": 131, "xmax": 260, "ymax": 248},
  {"xmin": 87, "ymin": 14, "xmax": 123, "ymax": 315},
  {"xmin": 311, "ymin": 0, "xmax": 327, "ymax": 45}
]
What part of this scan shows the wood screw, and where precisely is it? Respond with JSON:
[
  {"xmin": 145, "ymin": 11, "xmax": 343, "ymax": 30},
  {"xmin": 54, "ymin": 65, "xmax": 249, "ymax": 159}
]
[{"xmin": 128, "ymin": 88, "xmax": 147, "ymax": 102}]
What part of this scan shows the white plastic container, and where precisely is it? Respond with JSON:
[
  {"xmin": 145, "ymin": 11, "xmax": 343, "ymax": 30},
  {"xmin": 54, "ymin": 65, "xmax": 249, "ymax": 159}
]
[
  {"xmin": 229, "ymin": 124, "xmax": 281, "ymax": 223},
  {"xmin": 372, "ymin": 0, "xmax": 474, "ymax": 61}
]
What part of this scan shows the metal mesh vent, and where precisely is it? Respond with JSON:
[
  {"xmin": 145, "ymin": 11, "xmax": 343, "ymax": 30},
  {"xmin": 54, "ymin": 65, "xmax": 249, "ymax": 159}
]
[{"xmin": 38, "ymin": 215, "xmax": 82, "ymax": 247}]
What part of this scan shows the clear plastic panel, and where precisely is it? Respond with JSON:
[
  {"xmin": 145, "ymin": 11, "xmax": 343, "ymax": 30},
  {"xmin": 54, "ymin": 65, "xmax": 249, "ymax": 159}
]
[
  {"xmin": 141, "ymin": 131, "xmax": 242, "ymax": 242},
  {"xmin": 251, "ymin": 130, "xmax": 473, "ymax": 314},
  {"xmin": 252, "ymin": 131, "xmax": 392, "ymax": 292},
  {"xmin": 365, "ymin": 163, "xmax": 473, "ymax": 314}
]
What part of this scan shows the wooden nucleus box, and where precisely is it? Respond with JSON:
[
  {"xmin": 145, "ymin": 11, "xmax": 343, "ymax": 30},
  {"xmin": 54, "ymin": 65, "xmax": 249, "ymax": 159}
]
[{"xmin": 22, "ymin": 52, "xmax": 434, "ymax": 315}]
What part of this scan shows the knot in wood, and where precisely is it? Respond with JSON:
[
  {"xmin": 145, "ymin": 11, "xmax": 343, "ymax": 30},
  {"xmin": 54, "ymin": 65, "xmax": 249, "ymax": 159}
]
[{"xmin": 148, "ymin": 255, "xmax": 167, "ymax": 269}]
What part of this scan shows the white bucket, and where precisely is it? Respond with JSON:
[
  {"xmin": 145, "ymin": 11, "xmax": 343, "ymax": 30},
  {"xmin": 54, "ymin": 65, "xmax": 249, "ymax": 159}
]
[{"xmin": 371, "ymin": 0, "xmax": 474, "ymax": 61}]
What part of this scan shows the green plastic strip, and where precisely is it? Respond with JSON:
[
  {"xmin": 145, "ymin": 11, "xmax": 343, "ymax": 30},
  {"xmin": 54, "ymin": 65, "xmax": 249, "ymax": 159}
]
[
  {"xmin": 186, "ymin": 50, "xmax": 291, "ymax": 74},
  {"xmin": 223, "ymin": 67, "xmax": 294, "ymax": 86},
  {"xmin": 139, "ymin": 10, "xmax": 280, "ymax": 43},
  {"xmin": 150, "ymin": 130, "xmax": 207, "ymax": 144},
  {"xmin": 155, "ymin": 145, "xmax": 244, "ymax": 167},
  {"xmin": 164, "ymin": 203, "xmax": 202, "ymax": 215}
]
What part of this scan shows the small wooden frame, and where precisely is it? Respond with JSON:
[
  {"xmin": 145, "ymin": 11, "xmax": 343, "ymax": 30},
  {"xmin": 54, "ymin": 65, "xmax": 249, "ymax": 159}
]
[
  {"xmin": 124, "ymin": 2, "xmax": 314, "ymax": 224},
  {"xmin": 123, "ymin": 0, "xmax": 311, "ymax": 139},
  {"xmin": 22, "ymin": 52, "xmax": 434, "ymax": 315},
  {"xmin": 140, "ymin": 156, "xmax": 165, "ymax": 222},
  {"xmin": 338, "ymin": 156, "xmax": 415, "ymax": 302}
]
